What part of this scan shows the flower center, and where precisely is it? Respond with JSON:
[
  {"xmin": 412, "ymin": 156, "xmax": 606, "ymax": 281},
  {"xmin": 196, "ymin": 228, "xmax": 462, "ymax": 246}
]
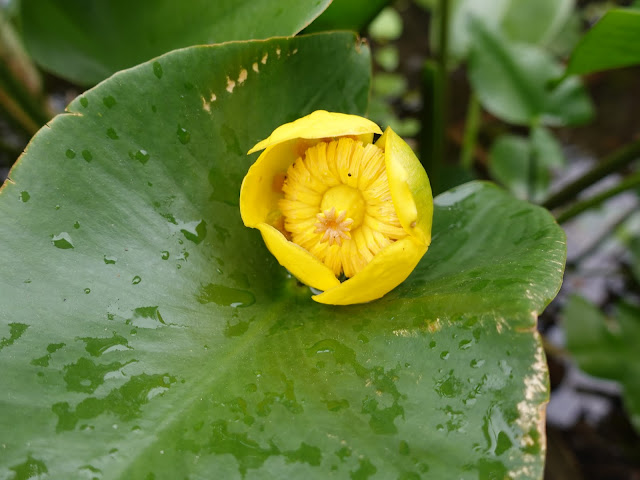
[
  {"xmin": 313, "ymin": 185, "xmax": 366, "ymax": 247},
  {"xmin": 315, "ymin": 207, "xmax": 353, "ymax": 246},
  {"xmin": 278, "ymin": 137, "xmax": 406, "ymax": 278}
]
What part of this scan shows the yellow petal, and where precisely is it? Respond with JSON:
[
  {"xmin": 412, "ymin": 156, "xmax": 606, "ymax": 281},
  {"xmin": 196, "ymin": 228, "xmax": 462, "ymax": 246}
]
[
  {"xmin": 377, "ymin": 127, "xmax": 433, "ymax": 246},
  {"xmin": 312, "ymin": 236, "xmax": 428, "ymax": 305},
  {"xmin": 257, "ymin": 223, "xmax": 341, "ymax": 292},
  {"xmin": 241, "ymin": 111, "xmax": 381, "ymax": 228},
  {"xmin": 248, "ymin": 110, "xmax": 382, "ymax": 154},
  {"xmin": 240, "ymin": 139, "xmax": 298, "ymax": 227}
]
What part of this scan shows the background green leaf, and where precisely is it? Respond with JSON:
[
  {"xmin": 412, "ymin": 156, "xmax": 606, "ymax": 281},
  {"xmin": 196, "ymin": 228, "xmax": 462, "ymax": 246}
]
[
  {"xmin": 367, "ymin": 6, "xmax": 403, "ymax": 42},
  {"xmin": 0, "ymin": 32, "xmax": 564, "ymax": 479},
  {"xmin": 20, "ymin": 0, "xmax": 331, "ymax": 85},
  {"xmin": 304, "ymin": 0, "xmax": 390, "ymax": 34},
  {"xmin": 487, "ymin": 127, "xmax": 564, "ymax": 202},
  {"xmin": 429, "ymin": 0, "xmax": 574, "ymax": 61},
  {"xmin": 499, "ymin": 0, "xmax": 574, "ymax": 46},
  {"xmin": 468, "ymin": 20, "xmax": 593, "ymax": 126},
  {"xmin": 564, "ymin": 295, "xmax": 640, "ymax": 431},
  {"xmin": 531, "ymin": 126, "xmax": 565, "ymax": 170},
  {"xmin": 566, "ymin": 9, "xmax": 640, "ymax": 76},
  {"xmin": 488, "ymin": 134, "xmax": 549, "ymax": 202}
]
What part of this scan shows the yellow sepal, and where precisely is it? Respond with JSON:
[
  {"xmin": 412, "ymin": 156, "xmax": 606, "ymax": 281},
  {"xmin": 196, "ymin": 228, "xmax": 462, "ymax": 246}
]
[
  {"xmin": 377, "ymin": 127, "xmax": 433, "ymax": 245},
  {"xmin": 312, "ymin": 236, "xmax": 428, "ymax": 305},
  {"xmin": 248, "ymin": 110, "xmax": 382, "ymax": 154},
  {"xmin": 257, "ymin": 223, "xmax": 341, "ymax": 292}
]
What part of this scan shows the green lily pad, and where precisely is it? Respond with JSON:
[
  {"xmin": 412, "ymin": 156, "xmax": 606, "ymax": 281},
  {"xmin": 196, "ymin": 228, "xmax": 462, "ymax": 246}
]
[
  {"xmin": 20, "ymin": 0, "xmax": 331, "ymax": 85},
  {"xmin": 564, "ymin": 295, "xmax": 640, "ymax": 431},
  {"xmin": 0, "ymin": 32, "xmax": 564, "ymax": 479}
]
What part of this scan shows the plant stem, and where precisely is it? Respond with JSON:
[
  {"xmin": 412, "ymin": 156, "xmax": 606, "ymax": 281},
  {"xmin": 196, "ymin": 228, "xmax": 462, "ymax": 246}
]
[
  {"xmin": 0, "ymin": 10, "xmax": 51, "ymax": 135},
  {"xmin": 543, "ymin": 138, "xmax": 640, "ymax": 210},
  {"xmin": 527, "ymin": 124, "xmax": 540, "ymax": 202},
  {"xmin": 556, "ymin": 170, "xmax": 640, "ymax": 223},
  {"xmin": 0, "ymin": 87, "xmax": 40, "ymax": 135},
  {"xmin": 420, "ymin": 60, "xmax": 438, "ymax": 180},
  {"xmin": 528, "ymin": 148, "xmax": 538, "ymax": 203},
  {"xmin": 460, "ymin": 93, "xmax": 480, "ymax": 170},
  {"xmin": 433, "ymin": 0, "xmax": 450, "ymax": 194},
  {"xmin": 420, "ymin": 0, "xmax": 450, "ymax": 194}
]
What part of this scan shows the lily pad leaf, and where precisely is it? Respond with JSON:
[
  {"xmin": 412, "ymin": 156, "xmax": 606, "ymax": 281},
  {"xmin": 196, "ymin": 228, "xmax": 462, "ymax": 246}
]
[
  {"xmin": 0, "ymin": 33, "xmax": 564, "ymax": 479},
  {"xmin": 20, "ymin": 0, "xmax": 331, "ymax": 85}
]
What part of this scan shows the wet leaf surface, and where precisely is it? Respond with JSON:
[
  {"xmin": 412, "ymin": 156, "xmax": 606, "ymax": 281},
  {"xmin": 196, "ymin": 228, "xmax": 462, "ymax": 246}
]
[{"xmin": 0, "ymin": 32, "xmax": 564, "ymax": 479}]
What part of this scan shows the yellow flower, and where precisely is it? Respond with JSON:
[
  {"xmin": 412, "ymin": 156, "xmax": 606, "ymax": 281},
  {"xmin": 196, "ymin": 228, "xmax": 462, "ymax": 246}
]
[{"xmin": 240, "ymin": 110, "xmax": 433, "ymax": 305}]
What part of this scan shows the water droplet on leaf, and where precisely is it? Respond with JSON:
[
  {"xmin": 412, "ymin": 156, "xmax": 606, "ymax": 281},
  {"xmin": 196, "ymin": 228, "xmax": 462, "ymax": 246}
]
[
  {"xmin": 52, "ymin": 232, "xmax": 74, "ymax": 249},
  {"xmin": 135, "ymin": 149, "xmax": 150, "ymax": 164},
  {"xmin": 104, "ymin": 255, "xmax": 117, "ymax": 265},
  {"xmin": 180, "ymin": 220, "xmax": 206, "ymax": 244},
  {"xmin": 197, "ymin": 284, "xmax": 255, "ymax": 307},
  {"xmin": 103, "ymin": 96, "xmax": 116, "ymax": 108},
  {"xmin": 177, "ymin": 125, "xmax": 190, "ymax": 144},
  {"xmin": 153, "ymin": 61, "xmax": 163, "ymax": 79}
]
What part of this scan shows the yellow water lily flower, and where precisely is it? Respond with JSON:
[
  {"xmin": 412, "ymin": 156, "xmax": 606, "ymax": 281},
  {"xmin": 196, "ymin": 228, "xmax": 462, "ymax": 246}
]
[{"xmin": 240, "ymin": 110, "xmax": 433, "ymax": 305}]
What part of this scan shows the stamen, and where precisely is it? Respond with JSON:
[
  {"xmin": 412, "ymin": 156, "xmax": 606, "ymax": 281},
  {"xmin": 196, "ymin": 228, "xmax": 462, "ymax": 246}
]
[
  {"xmin": 279, "ymin": 137, "xmax": 406, "ymax": 278},
  {"xmin": 314, "ymin": 207, "xmax": 353, "ymax": 246}
]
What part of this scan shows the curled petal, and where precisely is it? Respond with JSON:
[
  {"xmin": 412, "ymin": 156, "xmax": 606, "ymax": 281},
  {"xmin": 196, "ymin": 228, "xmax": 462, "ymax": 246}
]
[
  {"xmin": 257, "ymin": 223, "xmax": 340, "ymax": 292},
  {"xmin": 377, "ymin": 127, "xmax": 433, "ymax": 245},
  {"xmin": 248, "ymin": 110, "xmax": 382, "ymax": 154},
  {"xmin": 312, "ymin": 236, "xmax": 428, "ymax": 305},
  {"xmin": 241, "ymin": 140, "xmax": 299, "ymax": 227}
]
